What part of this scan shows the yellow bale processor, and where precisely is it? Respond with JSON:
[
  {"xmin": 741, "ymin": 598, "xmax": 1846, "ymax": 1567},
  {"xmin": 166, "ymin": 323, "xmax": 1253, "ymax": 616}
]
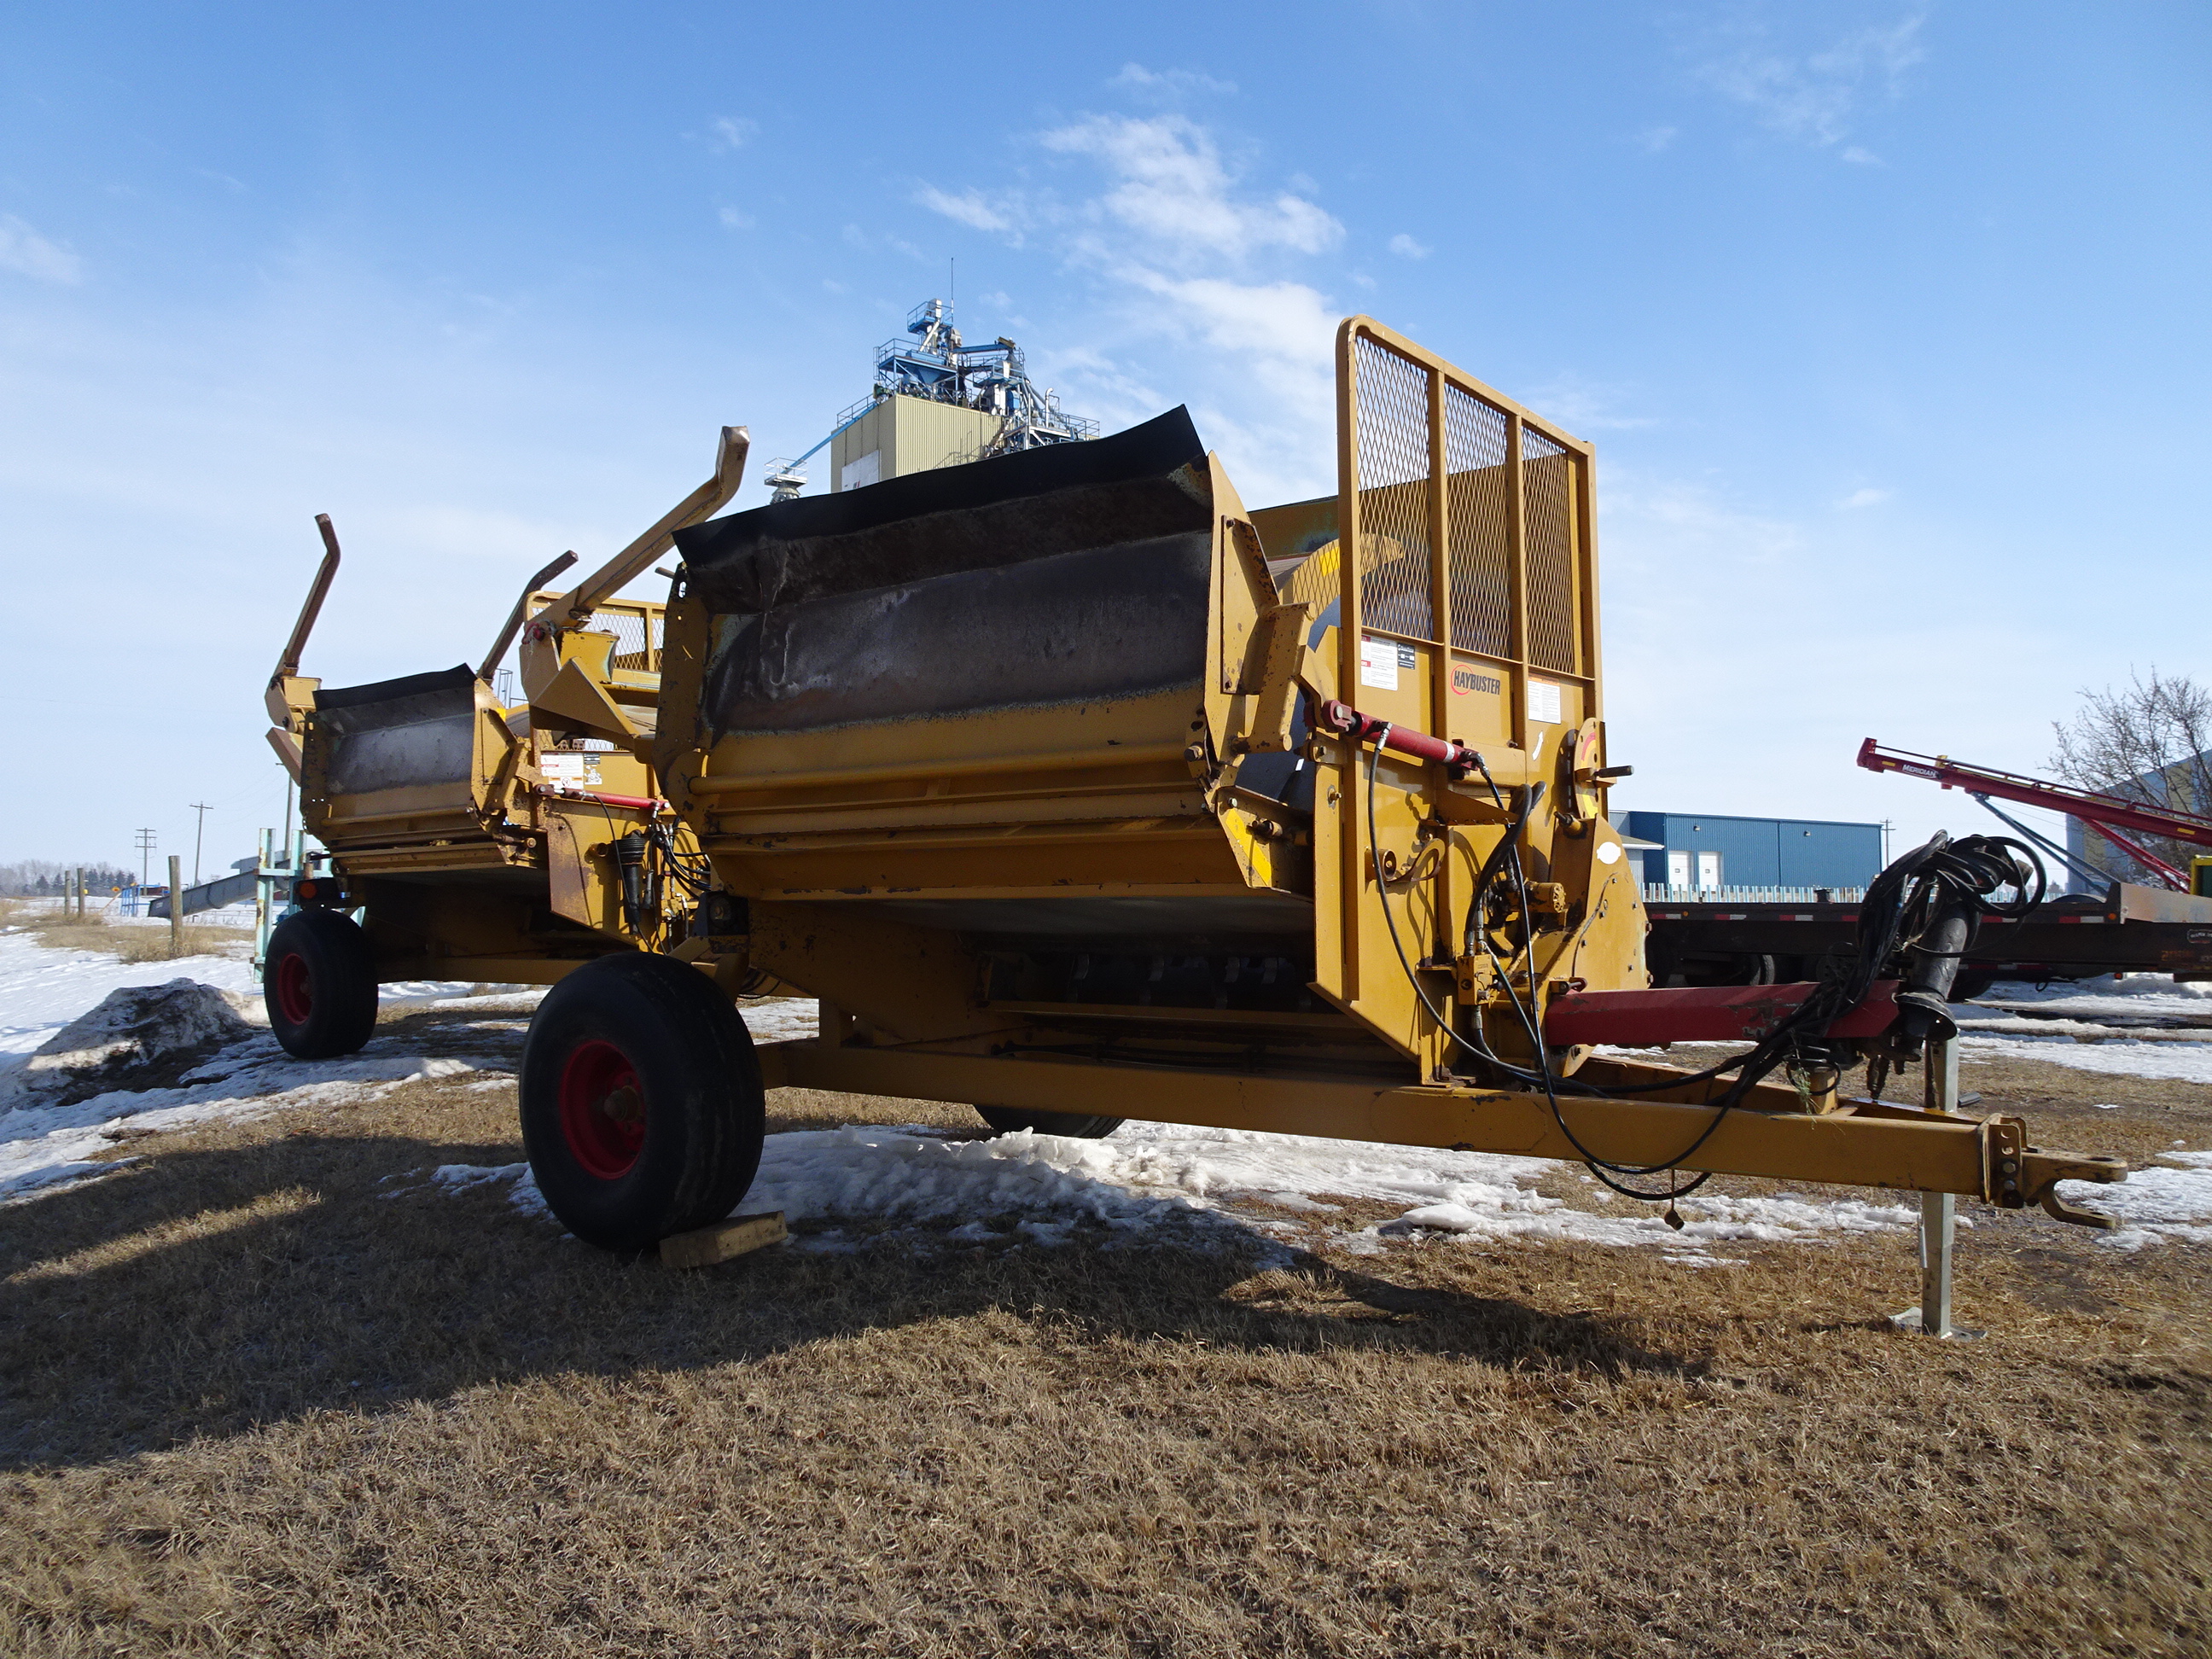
[
  {"xmin": 484, "ymin": 317, "xmax": 2125, "ymax": 1293},
  {"xmin": 259, "ymin": 428, "xmax": 759, "ymax": 1057}
]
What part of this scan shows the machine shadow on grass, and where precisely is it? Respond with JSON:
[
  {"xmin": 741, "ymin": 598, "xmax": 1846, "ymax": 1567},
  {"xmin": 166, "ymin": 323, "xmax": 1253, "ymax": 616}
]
[{"xmin": 0, "ymin": 1123, "xmax": 1703, "ymax": 1472}]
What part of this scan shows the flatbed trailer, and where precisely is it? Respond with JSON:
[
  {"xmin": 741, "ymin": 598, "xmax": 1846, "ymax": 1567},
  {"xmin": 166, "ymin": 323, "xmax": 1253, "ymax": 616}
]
[{"xmin": 1647, "ymin": 881, "xmax": 2212, "ymax": 995}]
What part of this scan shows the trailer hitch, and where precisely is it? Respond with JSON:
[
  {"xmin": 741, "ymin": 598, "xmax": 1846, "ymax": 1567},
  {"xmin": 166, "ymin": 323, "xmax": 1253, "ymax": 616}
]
[
  {"xmin": 1982, "ymin": 1113, "xmax": 2127, "ymax": 1227},
  {"xmin": 2015, "ymin": 1148, "xmax": 2128, "ymax": 1229}
]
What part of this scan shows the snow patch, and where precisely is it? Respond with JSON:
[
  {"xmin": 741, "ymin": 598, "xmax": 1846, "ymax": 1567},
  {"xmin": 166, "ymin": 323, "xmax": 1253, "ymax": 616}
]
[
  {"xmin": 1958, "ymin": 1032, "xmax": 2212, "ymax": 1086},
  {"xmin": 1982, "ymin": 974, "xmax": 2212, "ymax": 1018},
  {"xmin": 425, "ymin": 1161, "xmax": 550, "ymax": 1220},
  {"xmin": 1, "ymin": 1040, "xmax": 498, "ymax": 1202},
  {"xmin": 428, "ymin": 1118, "xmax": 1930, "ymax": 1260},
  {"xmin": 743, "ymin": 999, "xmax": 820, "ymax": 1045},
  {"xmin": 0, "ymin": 980, "xmax": 253, "ymax": 1109},
  {"xmin": 2063, "ymin": 1153, "xmax": 2212, "ymax": 1250},
  {"xmin": 0, "ymin": 933, "xmax": 259, "ymax": 1061}
]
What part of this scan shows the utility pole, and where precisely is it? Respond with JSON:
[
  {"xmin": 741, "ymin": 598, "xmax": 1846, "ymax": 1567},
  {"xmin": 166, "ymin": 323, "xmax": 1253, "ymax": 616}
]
[
  {"xmin": 189, "ymin": 802, "xmax": 212, "ymax": 883},
  {"xmin": 134, "ymin": 828, "xmax": 157, "ymax": 888}
]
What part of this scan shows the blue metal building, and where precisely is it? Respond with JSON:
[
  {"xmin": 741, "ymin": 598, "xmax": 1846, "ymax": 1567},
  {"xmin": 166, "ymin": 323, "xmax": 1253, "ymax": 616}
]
[{"xmin": 1619, "ymin": 812, "xmax": 1883, "ymax": 898}]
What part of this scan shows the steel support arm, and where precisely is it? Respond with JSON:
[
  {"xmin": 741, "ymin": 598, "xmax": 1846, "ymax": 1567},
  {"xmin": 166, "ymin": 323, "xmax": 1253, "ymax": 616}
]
[
  {"xmin": 758, "ymin": 1040, "xmax": 2125, "ymax": 1212},
  {"xmin": 1859, "ymin": 738, "xmax": 2212, "ymax": 855},
  {"xmin": 545, "ymin": 424, "xmax": 749, "ymax": 630}
]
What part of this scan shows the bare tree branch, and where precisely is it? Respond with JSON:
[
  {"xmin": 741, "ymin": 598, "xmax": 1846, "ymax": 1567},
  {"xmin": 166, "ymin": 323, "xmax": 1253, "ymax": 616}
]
[{"xmin": 2050, "ymin": 667, "xmax": 2212, "ymax": 883}]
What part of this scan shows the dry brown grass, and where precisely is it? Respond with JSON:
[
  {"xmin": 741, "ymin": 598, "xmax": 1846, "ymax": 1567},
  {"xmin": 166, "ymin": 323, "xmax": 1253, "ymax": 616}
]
[
  {"xmin": 2, "ymin": 903, "xmax": 254, "ymax": 966},
  {"xmin": 1, "ymin": 1024, "xmax": 2206, "ymax": 1657}
]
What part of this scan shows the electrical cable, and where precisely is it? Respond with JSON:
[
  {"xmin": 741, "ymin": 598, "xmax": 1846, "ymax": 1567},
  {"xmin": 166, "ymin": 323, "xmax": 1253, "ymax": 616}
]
[
  {"xmin": 1355, "ymin": 726, "xmax": 2047, "ymax": 1205},
  {"xmin": 1361, "ymin": 735, "xmax": 1707, "ymax": 1200}
]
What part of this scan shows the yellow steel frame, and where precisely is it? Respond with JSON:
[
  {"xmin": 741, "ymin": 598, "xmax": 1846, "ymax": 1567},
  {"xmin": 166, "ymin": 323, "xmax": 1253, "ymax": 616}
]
[
  {"xmin": 1311, "ymin": 318, "xmax": 1644, "ymax": 1077},
  {"xmin": 760, "ymin": 1039, "xmax": 2118, "ymax": 1211}
]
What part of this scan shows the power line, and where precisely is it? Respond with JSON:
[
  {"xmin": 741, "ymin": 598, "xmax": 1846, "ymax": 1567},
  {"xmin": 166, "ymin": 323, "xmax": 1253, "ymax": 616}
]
[{"xmin": 133, "ymin": 828, "xmax": 157, "ymax": 888}]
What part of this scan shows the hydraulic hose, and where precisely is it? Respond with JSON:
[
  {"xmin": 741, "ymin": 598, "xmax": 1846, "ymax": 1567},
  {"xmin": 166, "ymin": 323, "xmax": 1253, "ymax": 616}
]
[{"xmin": 1357, "ymin": 716, "xmax": 2047, "ymax": 1202}]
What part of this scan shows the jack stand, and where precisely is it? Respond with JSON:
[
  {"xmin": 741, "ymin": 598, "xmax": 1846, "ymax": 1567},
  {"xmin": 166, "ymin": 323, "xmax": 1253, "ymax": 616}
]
[
  {"xmin": 1891, "ymin": 1033, "xmax": 1983, "ymax": 1339},
  {"xmin": 251, "ymin": 828, "xmax": 309, "ymax": 972}
]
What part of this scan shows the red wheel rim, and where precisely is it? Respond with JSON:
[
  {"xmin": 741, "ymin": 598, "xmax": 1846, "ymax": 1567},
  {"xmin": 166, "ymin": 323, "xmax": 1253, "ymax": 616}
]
[
  {"xmin": 275, "ymin": 952, "xmax": 313, "ymax": 1025},
  {"xmin": 559, "ymin": 1039, "xmax": 647, "ymax": 1179}
]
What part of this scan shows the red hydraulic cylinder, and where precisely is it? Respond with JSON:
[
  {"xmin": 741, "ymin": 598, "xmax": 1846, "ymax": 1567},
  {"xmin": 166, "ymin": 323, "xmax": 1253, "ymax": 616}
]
[
  {"xmin": 536, "ymin": 784, "xmax": 667, "ymax": 815},
  {"xmin": 1315, "ymin": 698, "xmax": 1484, "ymax": 777},
  {"xmin": 1543, "ymin": 981, "xmax": 1901, "ymax": 1047}
]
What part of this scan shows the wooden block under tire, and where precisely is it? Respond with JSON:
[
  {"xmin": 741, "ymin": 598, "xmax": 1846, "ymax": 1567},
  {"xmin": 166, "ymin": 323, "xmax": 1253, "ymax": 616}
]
[{"xmin": 660, "ymin": 1212, "xmax": 788, "ymax": 1269}]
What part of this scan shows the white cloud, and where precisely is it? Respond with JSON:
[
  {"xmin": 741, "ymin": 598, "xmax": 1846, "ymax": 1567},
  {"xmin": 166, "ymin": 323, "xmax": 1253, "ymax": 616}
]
[
  {"xmin": 1387, "ymin": 233, "xmax": 1430, "ymax": 259},
  {"xmin": 1524, "ymin": 375, "xmax": 1657, "ymax": 434},
  {"xmin": 1840, "ymin": 145, "xmax": 1882, "ymax": 166},
  {"xmin": 1698, "ymin": 14, "xmax": 1924, "ymax": 150},
  {"xmin": 841, "ymin": 224, "xmax": 934, "ymax": 264},
  {"xmin": 1636, "ymin": 125, "xmax": 1679, "ymax": 153},
  {"xmin": 903, "ymin": 113, "xmax": 1345, "ymax": 501},
  {"xmin": 1122, "ymin": 271, "xmax": 1336, "ymax": 371},
  {"xmin": 916, "ymin": 185, "xmax": 1016, "ymax": 234},
  {"xmin": 0, "ymin": 215, "xmax": 84, "ymax": 284},
  {"xmin": 1113, "ymin": 63, "xmax": 1238, "ymax": 97},
  {"xmin": 711, "ymin": 116, "xmax": 758, "ymax": 151},
  {"xmin": 718, "ymin": 207, "xmax": 754, "ymax": 230},
  {"xmin": 1040, "ymin": 115, "xmax": 1341, "ymax": 265},
  {"xmin": 1837, "ymin": 486, "xmax": 1891, "ymax": 509}
]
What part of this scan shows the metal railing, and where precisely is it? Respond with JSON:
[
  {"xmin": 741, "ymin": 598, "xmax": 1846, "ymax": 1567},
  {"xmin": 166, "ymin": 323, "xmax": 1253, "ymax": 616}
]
[{"xmin": 1642, "ymin": 885, "xmax": 1867, "ymax": 905}]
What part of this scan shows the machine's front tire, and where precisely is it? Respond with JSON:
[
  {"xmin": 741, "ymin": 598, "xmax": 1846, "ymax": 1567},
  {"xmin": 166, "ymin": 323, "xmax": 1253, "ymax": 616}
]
[
  {"xmin": 264, "ymin": 909, "xmax": 379, "ymax": 1058},
  {"xmin": 521, "ymin": 953, "xmax": 765, "ymax": 1250},
  {"xmin": 975, "ymin": 1107, "xmax": 1125, "ymax": 1139}
]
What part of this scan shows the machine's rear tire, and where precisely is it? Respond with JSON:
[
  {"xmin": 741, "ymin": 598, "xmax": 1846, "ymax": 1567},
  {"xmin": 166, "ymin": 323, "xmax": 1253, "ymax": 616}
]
[
  {"xmin": 521, "ymin": 953, "xmax": 765, "ymax": 1250},
  {"xmin": 264, "ymin": 908, "xmax": 379, "ymax": 1059},
  {"xmin": 1948, "ymin": 969, "xmax": 2000, "ymax": 1004},
  {"xmin": 975, "ymin": 1107, "xmax": 1125, "ymax": 1139}
]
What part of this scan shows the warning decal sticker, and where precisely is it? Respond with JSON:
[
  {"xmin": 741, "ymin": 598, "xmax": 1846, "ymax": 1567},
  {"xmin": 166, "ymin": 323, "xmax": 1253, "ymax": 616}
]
[
  {"xmin": 541, "ymin": 752, "xmax": 604, "ymax": 788},
  {"xmin": 1359, "ymin": 635, "xmax": 1403, "ymax": 691}
]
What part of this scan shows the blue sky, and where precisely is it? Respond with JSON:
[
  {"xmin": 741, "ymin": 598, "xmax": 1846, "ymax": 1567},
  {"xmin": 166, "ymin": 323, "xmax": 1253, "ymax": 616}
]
[{"xmin": 3, "ymin": 2, "xmax": 2206, "ymax": 879}]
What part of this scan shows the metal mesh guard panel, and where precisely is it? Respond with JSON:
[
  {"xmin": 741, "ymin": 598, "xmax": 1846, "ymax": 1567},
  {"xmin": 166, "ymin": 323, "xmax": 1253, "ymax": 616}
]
[
  {"xmin": 1520, "ymin": 427, "xmax": 1579, "ymax": 674},
  {"xmin": 591, "ymin": 608, "xmax": 656, "ymax": 672},
  {"xmin": 1443, "ymin": 384, "xmax": 1512, "ymax": 658},
  {"xmin": 1353, "ymin": 335, "xmax": 1436, "ymax": 643}
]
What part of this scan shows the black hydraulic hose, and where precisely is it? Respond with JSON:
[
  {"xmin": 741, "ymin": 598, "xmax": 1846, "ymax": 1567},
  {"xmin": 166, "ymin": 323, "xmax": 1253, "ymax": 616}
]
[
  {"xmin": 1364, "ymin": 735, "xmax": 2047, "ymax": 1202},
  {"xmin": 1461, "ymin": 779, "xmax": 1546, "ymax": 955},
  {"xmin": 1362, "ymin": 736, "xmax": 1716, "ymax": 1202},
  {"xmin": 614, "ymin": 831, "xmax": 649, "ymax": 936}
]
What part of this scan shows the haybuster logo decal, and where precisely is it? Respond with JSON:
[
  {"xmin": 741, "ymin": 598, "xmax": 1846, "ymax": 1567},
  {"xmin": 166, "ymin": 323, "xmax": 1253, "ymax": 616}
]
[{"xmin": 1452, "ymin": 667, "xmax": 1503, "ymax": 696}]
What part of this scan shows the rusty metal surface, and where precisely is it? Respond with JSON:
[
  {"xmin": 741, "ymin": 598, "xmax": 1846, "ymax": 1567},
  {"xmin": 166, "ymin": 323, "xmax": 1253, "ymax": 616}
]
[
  {"xmin": 674, "ymin": 406, "xmax": 1214, "ymax": 741},
  {"xmin": 676, "ymin": 407, "xmax": 1205, "ymax": 613},
  {"xmin": 701, "ymin": 533, "xmax": 1211, "ymax": 736},
  {"xmin": 312, "ymin": 667, "xmax": 480, "ymax": 797}
]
